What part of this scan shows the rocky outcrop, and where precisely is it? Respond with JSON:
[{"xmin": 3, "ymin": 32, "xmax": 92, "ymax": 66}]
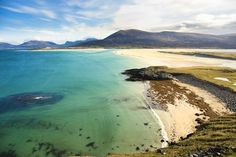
[{"xmin": 122, "ymin": 66, "xmax": 173, "ymax": 81}]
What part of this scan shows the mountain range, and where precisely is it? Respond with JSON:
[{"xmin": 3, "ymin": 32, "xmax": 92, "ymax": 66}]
[
  {"xmin": 1, "ymin": 29, "xmax": 236, "ymax": 49},
  {"xmin": 0, "ymin": 38, "xmax": 97, "ymax": 50},
  {"xmin": 80, "ymin": 29, "xmax": 236, "ymax": 48}
]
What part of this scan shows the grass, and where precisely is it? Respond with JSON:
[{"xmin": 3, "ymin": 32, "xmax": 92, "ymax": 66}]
[
  {"xmin": 165, "ymin": 66, "xmax": 236, "ymax": 92},
  {"xmin": 108, "ymin": 114, "xmax": 236, "ymax": 157},
  {"xmin": 159, "ymin": 51, "xmax": 236, "ymax": 60}
]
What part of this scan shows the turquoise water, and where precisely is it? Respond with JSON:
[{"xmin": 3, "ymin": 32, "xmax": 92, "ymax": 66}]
[{"xmin": 0, "ymin": 50, "xmax": 162, "ymax": 157}]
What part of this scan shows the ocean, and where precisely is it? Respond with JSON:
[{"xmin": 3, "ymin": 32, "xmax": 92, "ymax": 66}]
[{"xmin": 0, "ymin": 49, "xmax": 162, "ymax": 157}]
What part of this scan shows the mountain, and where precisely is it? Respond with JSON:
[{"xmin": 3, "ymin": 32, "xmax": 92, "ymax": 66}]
[
  {"xmin": 61, "ymin": 38, "xmax": 97, "ymax": 47},
  {"xmin": 16, "ymin": 40, "xmax": 59, "ymax": 49},
  {"xmin": 1, "ymin": 30, "xmax": 236, "ymax": 49},
  {"xmin": 0, "ymin": 38, "xmax": 98, "ymax": 50},
  {"xmin": 0, "ymin": 42, "xmax": 16, "ymax": 49},
  {"xmin": 79, "ymin": 29, "xmax": 236, "ymax": 48}
]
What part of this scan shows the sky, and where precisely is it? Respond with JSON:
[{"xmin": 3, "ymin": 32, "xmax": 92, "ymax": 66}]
[{"xmin": 0, "ymin": 0, "xmax": 236, "ymax": 44}]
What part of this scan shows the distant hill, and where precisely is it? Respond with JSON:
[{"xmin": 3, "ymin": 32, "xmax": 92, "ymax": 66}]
[
  {"xmin": 79, "ymin": 29, "xmax": 236, "ymax": 49},
  {"xmin": 16, "ymin": 40, "xmax": 59, "ymax": 49},
  {"xmin": 0, "ymin": 38, "xmax": 98, "ymax": 50},
  {"xmin": 61, "ymin": 38, "xmax": 97, "ymax": 47},
  {"xmin": 0, "ymin": 42, "xmax": 16, "ymax": 49}
]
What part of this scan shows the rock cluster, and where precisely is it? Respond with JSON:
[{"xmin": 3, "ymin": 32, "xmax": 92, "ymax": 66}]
[
  {"xmin": 122, "ymin": 66, "xmax": 173, "ymax": 81},
  {"xmin": 188, "ymin": 146, "xmax": 236, "ymax": 157}
]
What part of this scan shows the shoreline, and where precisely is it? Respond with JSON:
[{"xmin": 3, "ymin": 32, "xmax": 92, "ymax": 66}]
[
  {"xmin": 116, "ymin": 48, "xmax": 236, "ymax": 146},
  {"xmin": 143, "ymin": 81, "xmax": 169, "ymax": 148},
  {"xmin": 145, "ymin": 78, "xmax": 231, "ymax": 143},
  {"xmin": 114, "ymin": 49, "xmax": 236, "ymax": 69},
  {"xmin": 121, "ymin": 64, "xmax": 235, "ymax": 150}
]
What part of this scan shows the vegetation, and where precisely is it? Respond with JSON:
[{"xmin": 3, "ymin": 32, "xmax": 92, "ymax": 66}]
[
  {"xmin": 165, "ymin": 66, "xmax": 236, "ymax": 92},
  {"xmin": 159, "ymin": 51, "xmax": 236, "ymax": 60}
]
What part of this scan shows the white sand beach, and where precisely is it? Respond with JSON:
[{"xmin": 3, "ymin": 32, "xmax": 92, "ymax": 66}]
[{"xmin": 115, "ymin": 49, "xmax": 236, "ymax": 68}]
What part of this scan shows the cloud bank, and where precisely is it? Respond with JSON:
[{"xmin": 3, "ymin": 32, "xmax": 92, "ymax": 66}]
[{"xmin": 0, "ymin": 0, "xmax": 236, "ymax": 43}]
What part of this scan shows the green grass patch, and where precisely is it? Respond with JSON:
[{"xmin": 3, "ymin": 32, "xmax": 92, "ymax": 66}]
[{"xmin": 165, "ymin": 66, "xmax": 236, "ymax": 92}]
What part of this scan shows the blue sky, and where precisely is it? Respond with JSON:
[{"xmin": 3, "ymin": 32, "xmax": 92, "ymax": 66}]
[{"xmin": 0, "ymin": 0, "xmax": 236, "ymax": 44}]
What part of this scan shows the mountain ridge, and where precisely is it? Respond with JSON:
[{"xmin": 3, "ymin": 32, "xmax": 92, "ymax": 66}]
[
  {"xmin": 79, "ymin": 29, "xmax": 236, "ymax": 48},
  {"xmin": 1, "ymin": 29, "xmax": 236, "ymax": 49}
]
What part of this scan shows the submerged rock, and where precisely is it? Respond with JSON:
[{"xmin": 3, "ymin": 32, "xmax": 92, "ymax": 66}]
[
  {"xmin": 85, "ymin": 142, "xmax": 97, "ymax": 149},
  {"xmin": 0, "ymin": 92, "xmax": 63, "ymax": 113}
]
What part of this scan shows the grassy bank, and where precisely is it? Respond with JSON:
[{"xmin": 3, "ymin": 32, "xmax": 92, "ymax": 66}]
[
  {"xmin": 165, "ymin": 66, "xmax": 236, "ymax": 92},
  {"xmin": 159, "ymin": 51, "xmax": 236, "ymax": 60}
]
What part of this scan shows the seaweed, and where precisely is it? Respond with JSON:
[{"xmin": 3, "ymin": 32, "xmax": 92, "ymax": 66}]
[{"xmin": 0, "ymin": 92, "xmax": 63, "ymax": 113}]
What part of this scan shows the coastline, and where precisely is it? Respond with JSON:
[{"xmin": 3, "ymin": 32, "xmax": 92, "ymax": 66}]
[
  {"xmin": 143, "ymin": 81, "xmax": 169, "ymax": 148},
  {"xmin": 145, "ymin": 79, "xmax": 231, "ymax": 143},
  {"xmin": 117, "ymin": 49, "xmax": 236, "ymax": 150}
]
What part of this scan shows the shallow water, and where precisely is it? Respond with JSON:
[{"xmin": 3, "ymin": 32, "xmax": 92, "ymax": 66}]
[{"xmin": 0, "ymin": 50, "xmax": 162, "ymax": 157}]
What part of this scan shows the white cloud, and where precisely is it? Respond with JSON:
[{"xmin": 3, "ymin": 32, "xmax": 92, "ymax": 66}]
[
  {"xmin": 1, "ymin": 0, "xmax": 236, "ymax": 43},
  {"xmin": 0, "ymin": 24, "xmax": 115, "ymax": 44},
  {"xmin": 41, "ymin": 9, "xmax": 57, "ymax": 19},
  {"xmin": 112, "ymin": 0, "xmax": 236, "ymax": 34},
  {"xmin": 64, "ymin": 14, "xmax": 91, "ymax": 23},
  {"xmin": 0, "ymin": 5, "xmax": 57, "ymax": 19}
]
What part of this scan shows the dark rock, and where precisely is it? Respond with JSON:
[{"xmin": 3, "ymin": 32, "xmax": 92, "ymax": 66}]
[
  {"xmin": 85, "ymin": 142, "xmax": 97, "ymax": 149},
  {"xmin": 136, "ymin": 147, "xmax": 140, "ymax": 151},
  {"xmin": 193, "ymin": 154, "xmax": 198, "ymax": 157},
  {"xmin": 195, "ymin": 118, "xmax": 204, "ymax": 124},
  {"xmin": 122, "ymin": 66, "xmax": 173, "ymax": 81},
  {"xmin": 144, "ymin": 123, "xmax": 149, "ymax": 126}
]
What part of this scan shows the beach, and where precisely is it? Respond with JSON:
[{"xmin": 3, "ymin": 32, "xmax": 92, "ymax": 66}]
[
  {"xmin": 147, "ymin": 79, "xmax": 231, "ymax": 142},
  {"xmin": 115, "ymin": 49, "xmax": 236, "ymax": 68},
  {"xmin": 116, "ymin": 49, "xmax": 236, "ymax": 144}
]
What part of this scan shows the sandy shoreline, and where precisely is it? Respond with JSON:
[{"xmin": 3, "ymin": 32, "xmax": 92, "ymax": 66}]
[
  {"xmin": 146, "ymin": 79, "xmax": 230, "ymax": 143},
  {"xmin": 116, "ymin": 49, "xmax": 235, "ymax": 144},
  {"xmin": 115, "ymin": 49, "xmax": 236, "ymax": 68}
]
